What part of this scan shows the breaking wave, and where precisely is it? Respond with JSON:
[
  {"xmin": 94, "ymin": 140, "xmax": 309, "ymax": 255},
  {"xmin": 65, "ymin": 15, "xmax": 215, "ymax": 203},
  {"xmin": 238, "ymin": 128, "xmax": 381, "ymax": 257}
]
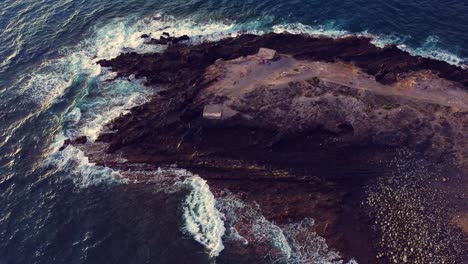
[
  {"xmin": 44, "ymin": 132, "xmax": 126, "ymax": 188},
  {"xmin": 16, "ymin": 14, "xmax": 262, "ymax": 188},
  {"xmin": 182, "ymin": 176, "xmax": 226, "ymax": 258},
  {"xmin": 36, "ymin": 14, "xmax": 266, "ymax": 187},
  {"xmin": 64, "ymin": 78, "xmax": 151, "ymax": 142},
  {"xmin": 216, "ymin": 191, "xmax": 354, "ymax": 264}
]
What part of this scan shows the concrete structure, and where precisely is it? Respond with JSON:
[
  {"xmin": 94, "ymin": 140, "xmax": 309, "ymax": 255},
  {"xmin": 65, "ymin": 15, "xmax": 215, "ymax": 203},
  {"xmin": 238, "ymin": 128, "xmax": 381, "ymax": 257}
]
[
  {"xmin": 258, "ymin": 48, "xmax": 277, "ymax": 60},
  {"xmin": 203, "ymin": 104, "xmax": 223, "ymax": 120}
]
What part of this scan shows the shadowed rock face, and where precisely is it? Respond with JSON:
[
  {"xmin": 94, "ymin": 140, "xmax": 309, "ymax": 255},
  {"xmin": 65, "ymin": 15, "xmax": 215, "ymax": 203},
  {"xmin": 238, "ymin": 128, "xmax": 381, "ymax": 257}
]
[{"xmin": 88, "ymin": 33, "xmax": 468, "ymax": 263}]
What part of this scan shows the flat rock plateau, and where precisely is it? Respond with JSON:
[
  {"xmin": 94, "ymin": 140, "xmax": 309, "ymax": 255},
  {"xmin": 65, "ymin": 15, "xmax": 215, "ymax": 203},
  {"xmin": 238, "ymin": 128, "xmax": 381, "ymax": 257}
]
[{"xmin": 65, "ymin": 33, "xmax": 468, "ymax": 263}]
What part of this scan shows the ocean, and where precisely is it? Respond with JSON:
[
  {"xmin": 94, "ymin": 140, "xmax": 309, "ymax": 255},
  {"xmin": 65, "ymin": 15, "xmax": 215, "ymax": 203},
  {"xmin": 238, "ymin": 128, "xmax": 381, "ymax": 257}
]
[{"xmin": 0, "ymin": 1, "xmax": 467, "ymax": 263}]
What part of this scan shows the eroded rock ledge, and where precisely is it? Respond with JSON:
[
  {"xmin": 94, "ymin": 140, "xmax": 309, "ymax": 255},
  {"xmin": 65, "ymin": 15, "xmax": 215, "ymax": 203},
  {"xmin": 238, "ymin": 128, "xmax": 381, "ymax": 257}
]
[{"xmin": 84, "ymin": 33, "xmax": 468, "ymax": 263}]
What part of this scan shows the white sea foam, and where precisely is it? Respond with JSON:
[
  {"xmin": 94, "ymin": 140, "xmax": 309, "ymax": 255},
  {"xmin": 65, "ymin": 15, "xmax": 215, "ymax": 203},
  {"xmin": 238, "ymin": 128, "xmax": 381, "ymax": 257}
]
[
  {"xmin": 35, "ymin": 15, "xmax": 266, "ymax": 188},
  {"xmin": 216, "ymin": 191, "xmax": 352, "ymax": 264},
  {"xmin": 282, "ymin": 219, "xmax": 345, "ymax": 264},
  {"xmin": 372, "ymin": 34, "xmax": 467, "ymax": 68},
  {"xmin": 131, "ymin": 13, "xmax": 271, "ymax": 47},
  {"xmin": 40, "ymin": 77, "xmax": 151, "ymax": 187},
  {"xmin": 409, "ymin": 36, "xmax": 467, "ymax": 68},
  {"xmin": 68, "ymin": 79, "xmax": 152, "ymax": 141},
  {"xmin": 273, "ymin": 22, "xmax": 351, "ymax": 38},
  {"xmin": 18, "ymin": 20, "xmax": 143, "ymax": 107},
  {"xmin": 182, "ymin": 176, "xmax": 226, "ymax": 258},
  {"xmin": 252, "ymin": 213, "xmax": 293, "ymax": 259},
  {"xmin": 272, "ymin": 22, "xmax": 467, "ymax": 69},
  {"xmin": 45, "ymin": 133, "xmax": 126, "ymax": 188}
]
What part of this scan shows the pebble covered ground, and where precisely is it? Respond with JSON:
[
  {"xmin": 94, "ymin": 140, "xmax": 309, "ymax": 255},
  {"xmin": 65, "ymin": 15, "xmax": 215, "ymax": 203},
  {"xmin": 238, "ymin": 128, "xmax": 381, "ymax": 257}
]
[{"xmin": 364, "ymin": 149, "xmax": 467, "ymax": 263}]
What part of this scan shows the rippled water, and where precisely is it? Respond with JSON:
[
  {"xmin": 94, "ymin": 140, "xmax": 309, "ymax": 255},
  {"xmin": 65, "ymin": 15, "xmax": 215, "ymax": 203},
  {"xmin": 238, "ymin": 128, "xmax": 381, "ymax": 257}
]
[{"xmin": 1, "ymin": 0, "xmax": 467, "ymax": 263}]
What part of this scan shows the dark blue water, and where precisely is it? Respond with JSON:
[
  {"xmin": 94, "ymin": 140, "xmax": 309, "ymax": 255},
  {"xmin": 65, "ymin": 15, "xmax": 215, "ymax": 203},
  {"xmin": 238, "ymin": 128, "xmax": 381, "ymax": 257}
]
[{"xmin": 1, "ymin": 1, "xmax": 467, "ymax": 263}]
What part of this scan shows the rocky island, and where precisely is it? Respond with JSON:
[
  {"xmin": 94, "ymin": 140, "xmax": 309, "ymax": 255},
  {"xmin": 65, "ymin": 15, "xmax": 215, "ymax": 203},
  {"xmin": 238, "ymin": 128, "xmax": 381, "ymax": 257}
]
[{"xmin": 64, "ymin": 33, "xmax": 467, "ymax": 263}]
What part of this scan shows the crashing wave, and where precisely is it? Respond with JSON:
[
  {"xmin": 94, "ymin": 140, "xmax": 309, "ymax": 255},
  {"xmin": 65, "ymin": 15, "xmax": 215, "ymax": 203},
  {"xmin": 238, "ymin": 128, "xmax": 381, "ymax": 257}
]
[
  {"xmin": 65, "ymin": 78, "xmax": 152, "ymax": 142},
  {"xmin": 26, "ymin": 14, "xmax": 265, "ymax": 188},
  {"xmin": 45, "ymin": 133, "xmax": 126, "ymax": 188},
  {"xmin": 182, "ymin": 176, "xmax": 226, "ymax": 258},
  {"xmin": 410, "ymin": 36, "xmax": 467, "ymax": 68},
  {"xmin": 216, "ymin": 191, "xmax": 351, "ymax": 264}
]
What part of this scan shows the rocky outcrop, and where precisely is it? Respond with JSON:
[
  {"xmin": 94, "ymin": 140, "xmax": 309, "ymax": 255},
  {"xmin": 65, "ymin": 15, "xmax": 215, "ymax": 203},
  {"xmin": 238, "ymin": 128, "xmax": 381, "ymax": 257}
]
[
  {"xmin": 97, "ymin": 47, "xmax": 468, "ymax": 171},
  {"xmin": 96, "ymin": 34, "xmax": 468, "ymax": 169},
  {"xmin": 98, "ymin": 33, "xmax": 468, "ymax": 88},
  {"xmin": 141, "ymin": 32, "xmax": 190, "ymax": 45},
  {"xmin": 87, "ymin": 33, "xmax": 468, "ymax": 263},
  {"xmin": 59, "ymin": 136, "xmax": 87, "ymax": 151}
]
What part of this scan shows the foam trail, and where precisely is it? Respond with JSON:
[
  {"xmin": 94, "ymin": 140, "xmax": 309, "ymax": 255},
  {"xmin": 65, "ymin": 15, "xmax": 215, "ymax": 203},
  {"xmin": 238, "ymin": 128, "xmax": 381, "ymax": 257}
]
[{"xmin": 182, "ymin": 176, "xmax": 226, "ymax": 258}]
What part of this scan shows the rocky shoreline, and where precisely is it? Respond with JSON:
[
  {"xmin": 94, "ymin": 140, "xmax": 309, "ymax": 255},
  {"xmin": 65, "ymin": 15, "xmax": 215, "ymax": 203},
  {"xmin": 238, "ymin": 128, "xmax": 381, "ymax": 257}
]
[{"xmin": 65, "ymin": 33, "xmax": 467, "ymax": 263}]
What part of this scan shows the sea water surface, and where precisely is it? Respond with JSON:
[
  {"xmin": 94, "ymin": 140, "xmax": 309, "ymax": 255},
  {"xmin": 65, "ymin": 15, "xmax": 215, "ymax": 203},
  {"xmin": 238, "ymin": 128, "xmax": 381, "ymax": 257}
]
[{"xmin": 0, "ymin": 1, "xmax": 467, "ymax": 263}]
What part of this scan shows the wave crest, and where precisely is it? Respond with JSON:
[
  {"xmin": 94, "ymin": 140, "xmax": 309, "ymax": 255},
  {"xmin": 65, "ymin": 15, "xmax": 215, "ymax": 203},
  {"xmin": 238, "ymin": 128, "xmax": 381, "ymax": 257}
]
[{"xmin": 182, "ymin": 176, "xmax": 226, "ymax": 258}]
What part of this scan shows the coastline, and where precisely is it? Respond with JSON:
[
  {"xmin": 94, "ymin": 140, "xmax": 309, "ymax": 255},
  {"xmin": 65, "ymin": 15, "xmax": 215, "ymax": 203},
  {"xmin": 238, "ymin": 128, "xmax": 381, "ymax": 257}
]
[{"xmin": 64, "ymin": 32, "xmax": 467, "ymax": 263}]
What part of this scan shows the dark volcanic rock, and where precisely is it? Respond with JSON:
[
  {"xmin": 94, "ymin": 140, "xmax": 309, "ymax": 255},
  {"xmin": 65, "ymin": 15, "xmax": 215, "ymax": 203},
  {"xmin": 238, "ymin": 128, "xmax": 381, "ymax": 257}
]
[
  {"xmin": 95, "ymin": 33, "xmax": 468, "ymax": 168},
  {"xmin": 59, "ymin": 136, "xmax": 87, "ymax": 151},
  {"xmin": 141, "ymin": 32, "xmax": 190, "ymax": 45},
  {"xmin": 99, "ymin": 33, "xmax": 468, "ymax": 88},
  {"xmin": 91, "ymin": 33, "xmax": 468, "ymax": 263}
]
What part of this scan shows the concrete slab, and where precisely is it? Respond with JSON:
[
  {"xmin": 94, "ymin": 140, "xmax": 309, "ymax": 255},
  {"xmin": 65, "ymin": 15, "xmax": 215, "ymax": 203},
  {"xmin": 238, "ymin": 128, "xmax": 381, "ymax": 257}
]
[
  {"xmin": 258, "ymin": 48, "xmax": 277, "ymax": 60},
  {"xmin": 203, "ymin": 104, "xmax": 223, "ymax": 119}
]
